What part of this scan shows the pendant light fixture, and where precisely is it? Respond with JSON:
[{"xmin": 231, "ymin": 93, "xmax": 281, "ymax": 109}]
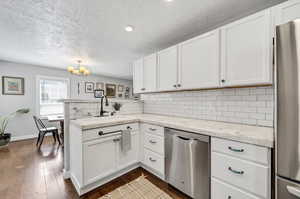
[{"xmin": 67, "ymin": 60, "xmax": 91, "ymax": 76}]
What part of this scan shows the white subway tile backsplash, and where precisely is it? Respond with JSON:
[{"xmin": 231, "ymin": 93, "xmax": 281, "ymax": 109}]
[{"xmin": 142, "ymin": 86, "xmax": 274, "ymax": 127}]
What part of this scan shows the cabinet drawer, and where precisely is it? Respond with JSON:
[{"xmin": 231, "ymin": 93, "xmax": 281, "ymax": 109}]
[
  {"xmin": 211, "ymin": 152, "xmax": 270, "ymax": 198},
  {"xmin": 144, "ymin": 148, "xmax": 164, "ymax": 175},
  {"xmin": 211, "ymin": 137, "xmax": 270, "ymax": 165},
  {"xmin": 82, "ymin": 123, "xmax": 139, "ymax": 142},
  {"xmin": 144, "ymin": 132, "xmax": 164, "ymax": 155},
  {"xmin": 143, "ymin": 123, "xmax": 164, "ymax": 137},
  {"xmin": 212, "ymin": 178, "xmax": 260, "ymax": 199}
]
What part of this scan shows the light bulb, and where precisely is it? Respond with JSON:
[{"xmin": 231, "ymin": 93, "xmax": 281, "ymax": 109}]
[
  {"xmin": 67, "ymin": 66, "xmax": 74, "ymax": 72},
  {"xmin": 73, "ymin": 69, "xmax": 80, "ymax": 75},
  {"xmin": 79, "ymin": 66, "xmax": 86, "ymax": 73}
]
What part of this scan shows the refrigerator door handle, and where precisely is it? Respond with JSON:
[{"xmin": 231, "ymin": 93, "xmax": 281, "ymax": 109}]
[{"xmin": 287, "ymin": 185, "xmax": 300, "ymax": 198}]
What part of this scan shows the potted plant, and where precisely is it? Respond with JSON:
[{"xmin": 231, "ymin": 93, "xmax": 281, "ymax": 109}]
[
  {"xmin": 0, "ymin": 108, "xmax": 30, "ymax": 147},
  {"xmin": 112, "ymin": 102, "xmax": 122, "ymax": 113}
]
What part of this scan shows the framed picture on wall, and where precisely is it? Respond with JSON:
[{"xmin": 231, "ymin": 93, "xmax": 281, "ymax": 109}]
[
  {"xmin": 85, "ymin": 82, "xmax": 94, "ymax": 93},
  {"xmin": 2, "ymin": 76, "xmax": 25, "ymax": 95},
  {"xmin": 94, "ymin": 89, "xmax": 104, "ymax": 98},
  {"xmin": 105, "ymin": 84, "xmax": 116, "ymax": 98},
  {"xmin": 118, "ymin": 85, "xmax": 124, "ymax": 92},
  {"xmin": 95, "ymin": 82, "xmax": 104, "ymax": 90}
]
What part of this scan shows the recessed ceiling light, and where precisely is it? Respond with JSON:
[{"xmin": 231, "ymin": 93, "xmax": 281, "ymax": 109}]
[
  {"xmin": 165, "ymin": 0, "xmax": 173, "ymax": 2},
  {"xmin": 125, "ymin": 25, "xmax": 134, "ymax": 32}
]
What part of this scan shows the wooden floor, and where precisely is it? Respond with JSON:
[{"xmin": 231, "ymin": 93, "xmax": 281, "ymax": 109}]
[{"xmin": 0, "ymin": 137, "xmax": 190, "ymax": 199}]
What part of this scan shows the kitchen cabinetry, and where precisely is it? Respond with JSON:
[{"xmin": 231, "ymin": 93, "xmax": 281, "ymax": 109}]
[
  {"xmin": 211, "ymin": 138, "xmax": 271, "ymax": 199},
  {"xmin": 220, "ymin": 9, "xmax": 273, "ymax": 87},
  {"xmin": 83, "ymin": 136, "xmax": 118, "ymax": 185},
  {"xmin": 118, "ymin": 131, "xmax": 140, "ymax": 170},
  {"xmin": 274, "ymin": 0, "xmax": 300, "ymax": 25},
  {"xmin": 133, "ymin": 7, "xmax": 278, "ymax": 93},
  {"xmin": 143, "ymin": 53, "xmax": 157, "ymax": 92},
  {"xmin": 157, "ymin": 45, "xmax": 178, "ymax": 91},
  {"xmin": 133, "ymin": 59, "xmax": 144, "ymax": 94},
  {"xmin": 69, "ymin": 123, "xmax": 140, "ymax": 195},
  {"xmin": 179, "ymin": 29, "xmax": 220, "ymax": 89},
  {"xmin": 141, "ymin": 123, "xmax": 165, "ymax": 178}
]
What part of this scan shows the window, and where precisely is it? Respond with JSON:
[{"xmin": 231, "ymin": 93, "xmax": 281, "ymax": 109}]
[{"xmin": 37, "ymin": 76, "xmax": 70, "ymax": 117}]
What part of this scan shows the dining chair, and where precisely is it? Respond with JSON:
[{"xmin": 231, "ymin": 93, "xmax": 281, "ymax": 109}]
[{"xmin": 33, "ymin": 116, "xmax": 61, "ymax": 148}]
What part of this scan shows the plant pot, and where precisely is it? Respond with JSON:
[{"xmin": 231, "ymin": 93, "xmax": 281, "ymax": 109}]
[{"xmin": 0, "ymin": 133, "xmax": 11, "ymax": 147}]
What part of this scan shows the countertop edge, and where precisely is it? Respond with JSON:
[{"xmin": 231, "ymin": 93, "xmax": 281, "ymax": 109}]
[{"xmin": 70, "ymin": 116, "xmax": 274, "ymax": 148}]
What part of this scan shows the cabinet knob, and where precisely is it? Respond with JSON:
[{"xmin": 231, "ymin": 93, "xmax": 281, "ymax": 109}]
[
  {"xmin": 177, "ymin": 84, "xmax": 181, "ymax": 87},
  {"xmin": 127, "ymin": 126, "xmax": 132, "ymax": 130},
  {"xmin": 221, "ymin": 79, "xmax": 225, "ymax": 83},
  {"xmin": 141, "ymin": 88, "xmax": 146, "ymax": 91},
  {"xmin": 98, "ymin": 131, "xmax": 104, "ymax": 136},
  {"xmin": 173, "ymin": 85, "xmax": 177, "ymax": 88}
]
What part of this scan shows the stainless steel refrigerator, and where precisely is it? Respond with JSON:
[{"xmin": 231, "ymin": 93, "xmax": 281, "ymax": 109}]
[{"xmin": 277, "ymin": 19, "xmax": 300, "ymax": 198}]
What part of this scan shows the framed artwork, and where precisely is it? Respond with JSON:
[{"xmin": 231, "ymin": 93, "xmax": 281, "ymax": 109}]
[
  {"xmin": 125, "ymin": 87, "xmax": 130, "ymax": 99},
  {"xmin": 2, "ymin": 76, "xmax": 24, "ymax": 95},
  {"xmin": 105, "ymin": 84, "xmax": 116, "ymax": 98},
  {"xmin": 85, "ymin": 82, "xmax": 94, "ymax": 93},
  {"xmin": 94, "ymin": 89, "xmax": 104, "ymax": 98},
  {"xmin": 95, "ymin": 82, "xmax": 104, "ymax": 90},
  {"xmin": 118, "ymin": 85, "xmax": 124, "ymax": 92}
]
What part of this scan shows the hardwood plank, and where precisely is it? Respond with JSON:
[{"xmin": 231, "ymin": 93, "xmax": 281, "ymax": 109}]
[{"xmin": 0, "ymin": 137, "xmax": 189, "ymax": 199}]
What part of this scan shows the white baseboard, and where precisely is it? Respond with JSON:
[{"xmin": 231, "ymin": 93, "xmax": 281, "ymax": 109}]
[
  {"xmin": 11, "ymin": 133, "xmax": 55, "ymax": 142},
  {"xmin": 11, "ymin": 134, "xmax": 37, "ymax": 142}
]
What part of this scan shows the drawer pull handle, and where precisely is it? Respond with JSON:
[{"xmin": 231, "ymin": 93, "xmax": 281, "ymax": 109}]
[
  {"xmin": 149, "ymin": 140, "xmax": 157, "ymax": 144},
  {"xmin": 149, "ymin": 157, "xmax": 156, "ymax": 162},
  {"xmin": 113, "ymin": 138, "xmax": 121, "ymax": 142},
  {"xmin": 127, "ymin": 126, "xmax": 132, "ymax": 130},
  {"xmin": 149, "ymin": 128, "xmax": 157, "ymax": 131},
  {"xmin": 228, "ymin": 146, "xmax": 244, "ymax": 152},
  {"xmin": 228, "ymin": 167, "xmax": 244, "ymax": 175},
  {"xmin": 228, "ymin": 196, "xmax": 232, "ymax": 199},
  {"xmin": 98, "ymin": 131, "xmax": 104, "ymax": 136}
]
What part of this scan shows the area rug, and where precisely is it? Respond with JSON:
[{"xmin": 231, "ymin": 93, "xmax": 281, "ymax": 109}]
[{"xmin": 99, "ymin": 175, "xmax": 173, "ymax": 199}]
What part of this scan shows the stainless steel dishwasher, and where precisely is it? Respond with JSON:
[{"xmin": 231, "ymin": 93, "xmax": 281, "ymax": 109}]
[{"xmin": 165, "ymin": 128, "xmax": 210, "ymax": 199}]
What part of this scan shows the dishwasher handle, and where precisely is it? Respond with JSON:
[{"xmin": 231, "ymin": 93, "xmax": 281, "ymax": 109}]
[{"xmin": 177, "ymin": 136, "xmax": 190, "ymax": 141}]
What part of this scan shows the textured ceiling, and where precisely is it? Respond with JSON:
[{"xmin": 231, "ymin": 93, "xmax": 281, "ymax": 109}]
[{"xmin": 0, "ymin": 0, "xmax": 285, "ymax": 79}]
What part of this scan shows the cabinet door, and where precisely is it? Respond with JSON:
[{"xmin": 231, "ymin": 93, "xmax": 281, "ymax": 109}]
[
  {"xmin": 118, "ymin": 132, "xmax": 139, "ymax": 170},
  {"xmin": 179, "ymin": 29, "xmax": 220, "ymax": 90},
  {"xmin": 143, "ymin": 53, "xmax": 157, "ymax": 92},
  {"xmin": 83, "ymin": 136, "xmax": 118, "ymax": 185},
  {"xmin": 133, "ymin": 59, "xmax": 144, "ymax": 94},
  {"xmin": 220, "ymin": 9, "xmax": 272, "ymax": 86},
  {"xmin": 157, "ymin": 46, "xmax": 178, "ymax": 91},
  {"xmin": 274, "ymin": 0, "xmax": 300, "ymax": 25}
]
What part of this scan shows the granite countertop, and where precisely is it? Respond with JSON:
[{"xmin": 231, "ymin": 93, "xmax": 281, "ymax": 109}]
[{"xmin": 71, "ymin": 114, "xmax": 274, "ymax": 148}]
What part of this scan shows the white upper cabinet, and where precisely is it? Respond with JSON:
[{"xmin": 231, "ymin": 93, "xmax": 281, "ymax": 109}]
[
  {"xmin": 157, "ymin": 45, "xmax": 178, "ymax": 91},
  {"xmin": 220, "ymin": 9, "xmax": 273, "ymax": 87},
  {"xmin": 179, "ymin": 29, "xmax": 220, "ymax": 90},
  {"xmin": 274, "ymin": 0, "xmax": 300, "ymax": 25},
  {"xmin": 143, "ymin": 53, "xmax": 157, "ymax": 92},
  {"xmin": 133, "ymin": 59, "xmax": 144, "ymax": 94}
]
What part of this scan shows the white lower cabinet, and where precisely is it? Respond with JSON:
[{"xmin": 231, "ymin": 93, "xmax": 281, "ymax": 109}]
[
  {"xmin": 212, "ymin": 178, "xmax": 260, "ymax": 199},
  {"xmin": 69, "ymin": 123, "xmax": 140, "ymax": 195},
  {"xmin": 83, "ymin": 136, "xmax": 118, "ymax": 185},
  {"xmin": 141, "ymin": 123, "xmax": 165, "ymax": 178},
  {"xmin": 118, "ymin": 132, "xmax": 140, "ymax": 170},
  {"xmin": 211, "ymin": 138, "xmax": 271, "ymax": 199}
]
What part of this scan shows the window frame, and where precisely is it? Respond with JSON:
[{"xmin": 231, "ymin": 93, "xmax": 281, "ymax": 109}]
[{"xmin": 36, "ymin": 75, "xmax": 70, "ymax": 118}]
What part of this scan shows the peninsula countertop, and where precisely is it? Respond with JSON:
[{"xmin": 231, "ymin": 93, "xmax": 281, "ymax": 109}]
[{"xmin": 70, "ymin": 114, "xmax": 274, "ymax": 148}]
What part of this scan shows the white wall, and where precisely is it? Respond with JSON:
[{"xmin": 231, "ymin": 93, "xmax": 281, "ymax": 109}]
[{"xmin": 0, "ymin": 60, "xmax": 133, "ymax": 140}]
